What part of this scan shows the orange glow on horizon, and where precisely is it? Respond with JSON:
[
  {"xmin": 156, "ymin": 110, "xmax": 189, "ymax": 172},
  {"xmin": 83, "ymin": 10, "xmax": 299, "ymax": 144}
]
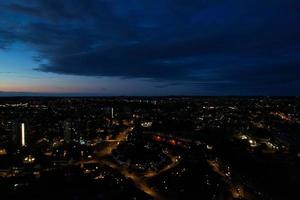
[{"xmin": 0, "ymin": 84, "xmax": 96, "ymax": 94}]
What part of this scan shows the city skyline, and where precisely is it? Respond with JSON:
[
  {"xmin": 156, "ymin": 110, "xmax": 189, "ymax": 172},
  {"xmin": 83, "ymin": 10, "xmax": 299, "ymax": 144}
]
[
  {"xmin": 1, "ymin": 1, "xmax": 300, "ymax": 96},
  {"xmin": 0, "ymin": 96, "xmax": 299, "ymax": 199}
]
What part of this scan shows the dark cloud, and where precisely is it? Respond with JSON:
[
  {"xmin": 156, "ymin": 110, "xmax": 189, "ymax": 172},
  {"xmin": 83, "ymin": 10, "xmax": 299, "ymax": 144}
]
[{"xmin": 0, "ymin": 0, "xmax": 300, "ymax": 95}]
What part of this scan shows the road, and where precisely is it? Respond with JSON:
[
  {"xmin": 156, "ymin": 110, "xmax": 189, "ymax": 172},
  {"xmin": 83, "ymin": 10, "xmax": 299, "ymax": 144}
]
[
  {"xmin": 99, "ymin": 159, "xmax": 165, "ymax": 200},
  {"xmin": 144, "ymin": 153, "xmax": 180, "ymax": 179},
  {"xmin": 93, "ymin": 125, "xmax": 166, "ymax": 200},
  {"xmin": 208, "ymin": 159, "xmax": 250, "ymax": 200},
  {"xmin": 95, "ymin": 127, "xmax": 131, "ymax": 157},
  {"xmin": 75, "ymin": 123, "xmax": 190, "ymax": 200}
]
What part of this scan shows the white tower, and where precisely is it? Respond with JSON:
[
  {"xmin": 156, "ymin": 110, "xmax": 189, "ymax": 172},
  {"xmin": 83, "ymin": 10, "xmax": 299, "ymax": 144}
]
[{"xmin": 21, "ymin": 123, "xmax": 26, "ymax": 146}]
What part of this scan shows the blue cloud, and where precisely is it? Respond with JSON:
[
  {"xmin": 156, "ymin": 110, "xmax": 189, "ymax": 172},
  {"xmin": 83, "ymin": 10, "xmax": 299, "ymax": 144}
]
[{"xmin": 0, "ymin": 0, "xmax": 300, "ymax": 95}]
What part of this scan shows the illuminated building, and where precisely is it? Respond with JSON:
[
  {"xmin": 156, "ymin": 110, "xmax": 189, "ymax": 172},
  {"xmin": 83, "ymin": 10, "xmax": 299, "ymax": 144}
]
[
  {"xmin": 21, "ymin": 123, "xmax": 26, "ymax": 146},
  {"xmin": 23, "ymin": 155, "xmax": 35, "ymax": 164},
  {"xmin": 63, "ymin": 120, "xmax": 72, "ymax": 144},
  {"xmin": 11, "ymin": 121, "xmax": 27, "ymax": 150},
  {"xmin": 63, "ymin": 120, "xmax": 80, "ymax": 144}
]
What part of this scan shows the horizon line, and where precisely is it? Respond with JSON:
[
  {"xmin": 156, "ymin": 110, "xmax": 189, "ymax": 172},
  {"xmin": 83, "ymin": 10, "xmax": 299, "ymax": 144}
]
[{"xmin": 0, "ymin": 91, "xmax": 299, "ymax": 98}]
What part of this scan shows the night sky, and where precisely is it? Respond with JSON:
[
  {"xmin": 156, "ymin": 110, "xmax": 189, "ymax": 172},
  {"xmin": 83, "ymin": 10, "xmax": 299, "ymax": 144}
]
[{"xmin": 0, "ymin": 0, "xmax": 299, "ymax": 96}]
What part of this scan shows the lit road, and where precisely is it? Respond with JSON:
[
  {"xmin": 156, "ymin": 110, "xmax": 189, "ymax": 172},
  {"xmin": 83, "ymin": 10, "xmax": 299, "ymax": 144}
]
[
  {"xmin": 75, "ymin": 158, "xmax": 165, "ymax": 200},
  {"xmin": 207, "ymin": 159, "xmax": 250, "ymax": 200},
  {"xmin": 207, "ymin": 160, "xmax": 227, "ymax": 178},
  {"xmin": 75, "ymin": 122, "xmax": 188, "ymax": 200},
  {"xmin": 93, "ymin": 124, "xmax": 166, "ymax": 200},
  {"xmin": 99, "ymin": 159, "xmax": 165, "ymax": 200},
  {"xmin": 95, "ymin": 127, "xmax": 131, "ymax": 157},
  {"xmin": 144, "ymin": 153, "xmax": 180, "ymax": 179}
]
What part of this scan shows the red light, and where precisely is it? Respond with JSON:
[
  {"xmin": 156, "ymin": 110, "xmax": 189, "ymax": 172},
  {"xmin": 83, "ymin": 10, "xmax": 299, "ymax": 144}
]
[
  {"xmin": 169, "ymin": 139, "xmax": 176, "ymax": 145},
  {"xmin": 153, "ymin": 135, "xmax": 162, "ymax": 141}
]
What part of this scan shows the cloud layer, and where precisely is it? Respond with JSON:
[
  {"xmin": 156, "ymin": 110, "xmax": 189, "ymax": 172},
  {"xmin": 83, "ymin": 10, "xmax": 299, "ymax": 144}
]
[{"xmin": 0, "ymin": 0, "xmax": 300, "ymax": 95}]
